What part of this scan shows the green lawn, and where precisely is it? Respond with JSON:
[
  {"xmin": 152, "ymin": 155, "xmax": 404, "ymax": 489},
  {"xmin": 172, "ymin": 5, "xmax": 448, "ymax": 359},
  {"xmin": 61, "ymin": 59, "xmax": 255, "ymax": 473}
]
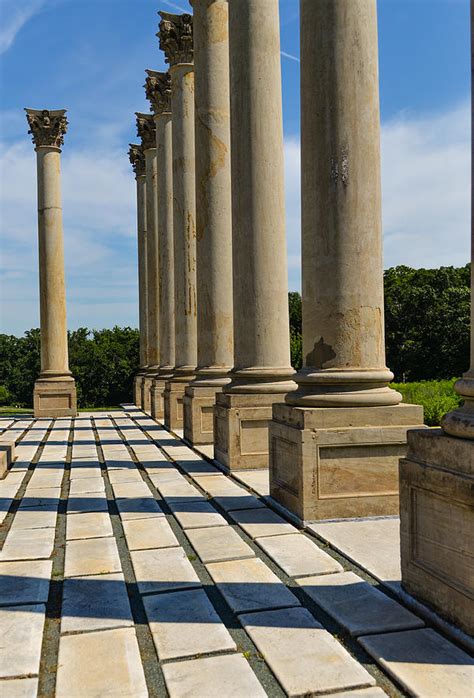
[{"xmin": 392, "ymin": 379, "xmax": 461, "ymax": 426}]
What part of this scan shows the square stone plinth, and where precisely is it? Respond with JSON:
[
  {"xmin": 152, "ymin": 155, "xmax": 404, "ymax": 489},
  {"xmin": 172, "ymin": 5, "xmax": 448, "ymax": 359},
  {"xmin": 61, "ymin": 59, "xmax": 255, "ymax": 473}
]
[
  {"xmin": 183, "ymin": 385, "xmax": 221, "ymax": 446},
  {"xmin": 141, "ymin": 375, "xmax": 154, "ymax": 413},
  {"xmin": 399, "ymin": 428, "xmax": 474, "ymax": 636},
  {"xmin": 269, "ymin": 403, "xmax": 424, "ymax": 522},
  {"xmin": 33, "ymin": 378, "xmax": 77, "ymax": 418},
  {"xmin": 151, "ymin": 378, "xmax": 167, "ymax": 420},
  {"xmin": 164, "ymin": 381, "xmax": 187, "ymax": 431},
  {"xmin": 214, "ymin": 391, "xmax": 289, "ymax": 471},
  {"xmin": 133, "ymin": 373, "xmax": 145, "ymax": 408}
]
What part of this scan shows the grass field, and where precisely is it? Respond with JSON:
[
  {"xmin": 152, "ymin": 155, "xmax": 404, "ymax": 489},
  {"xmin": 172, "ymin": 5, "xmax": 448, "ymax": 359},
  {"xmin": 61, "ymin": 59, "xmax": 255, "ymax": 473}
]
[{"xmin": 392, "ymin": 378, "xmax": 461, "ymax": 426}]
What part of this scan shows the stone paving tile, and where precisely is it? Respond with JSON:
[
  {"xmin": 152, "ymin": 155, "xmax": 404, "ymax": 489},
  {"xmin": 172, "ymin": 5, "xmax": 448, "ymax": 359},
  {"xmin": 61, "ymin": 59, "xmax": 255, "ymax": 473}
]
[
  {"xmin": 19, "ymin": 487, "xmax": 61, "ymax": 509},
  {"xmin": 297, "ymin": 571, "xmax": 424, "ymax": 637},
  {"xmin": 257, "ymin": 533, "xmax": 344, "ymax": 577},
  {"xmin": 176, "ymin": 458, "xmax": 220, "ymax": 477},
  {"xmin": 206, "ymin": 557, "xmax": 300, "ymax": 614},
  {"xmin": 359, "ymin": 628, "xmax": 474, "ymax": 698},
  {"xmin": 162, "ymin": 653, "xmax": 266, "ymax": 698},
  {"xmin": 229, "ymin": 507, "xmax": 297, "ymax": 539},
  {"xmin": 185, "ymin": 525, "xmax": 255, "ymax": 564},
  {"xmin": 112, "ymin": 481, "xmax": 152, "ymax": 499},
  {"xmin": 116, "ymin": 496, "xmax": 164, "ymax": 521},
  {"xmin": 10, "ymin": 508, "xmax": 58, "ymax": 531},
  {"xmin": 66, "ymin": 512, "xmax": 114, "ymax": 540},
  {"xmin": 153, "ymin": 474, "xmax": 205, "ymax": 502},
  {"xmin": 131, "ymin": 547, "xmax": 201, "ymax": 595},
  {"xmin": 239, "ymin": 607, "xmax": 376, "ymax": 696},
  {"xmin": 0, "ymin": 527, "xmax": 56, "ymax": 561},
  {"xmin": 193, "ymin": 474, "xmax": 266, "ymax": 511},
  {"xmin": 56, "ymin": 627, "xmax": 148, "ymax": 698},
  {"xmin": 67, "ymin": 493, "xmax": 109, "ymax": 515},
  {"xmin": 69, "ymin": 466, "xmax": 101, "ymax": 480},
  {"xmin": 233, "ymin": 469, "xmax": 270, "ymax": 497},
  {"xmin": 61, "ymin": 572, "xmax": 134, "ymax": 634},
  {"xmin": 0, "ymin": 560, "xmax": 52, "ymax": 605},
  {"xmin": 143, "ymin": 588, "xmax": 236, "ymax": 660},
  {"xmin": 0, "ymin": 677, "xmax": 39, "ymax": 697},
  {"xmin": 168, "ymin": 499, "xmax": 227, "ymax": 529},
  {"xmin": 107, "ymin": 468, "xmax": 144, "ymax": 485},
  {"xmin": 329, "ymin": 689, "xmax": 388, "ymax": 697},
  {"xmin": 68, "ymin": 476, "xmax": 105, "ymax": 495},
  {"xmin": 122, "ymin": 516, "xmax": 179, "ymax": 550},
  {"xmin": 0, "ymin": 604, "xmax": 45, "ymax": 678},
  {"xmin": 64, "ymin": 537, "xmax": 122, "ymax": 578}
]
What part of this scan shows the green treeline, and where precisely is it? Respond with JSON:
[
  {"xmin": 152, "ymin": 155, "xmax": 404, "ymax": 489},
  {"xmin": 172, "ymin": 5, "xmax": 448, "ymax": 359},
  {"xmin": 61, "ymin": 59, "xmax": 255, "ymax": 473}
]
[{"xmin": 0, "ymin": 265, "xmax": 469, "ymax": 410}]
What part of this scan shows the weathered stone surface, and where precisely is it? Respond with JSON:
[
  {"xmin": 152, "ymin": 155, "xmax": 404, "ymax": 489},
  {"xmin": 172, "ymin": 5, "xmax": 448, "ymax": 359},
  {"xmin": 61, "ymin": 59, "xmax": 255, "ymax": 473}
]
[
  {"xmin": 27, "ymin": 467, "xmax": 64, "ymax": 489},
  {"xmin": 66, "ymin": 512, "xmax": 113, "ymax": 540},
  {"xmin": 185, "ymin": 525, "xmax": 255, "ymax": 564},
  {"xmin": 131, "ymin": 547, "xmax": 200, "ymax": 594},
  {"xmin": 64, "ymin": 537, "xmax": 121, "ymax": 578},
  {"xmin": 239, "ymin": 607, "xmax": 375, "ymax": 696},
  {"xmin": 0, "ymin": 439, "xmax": 15, "ymax": 477},
  {"xmin": 11, "ymin": 508, "xmax": 58, "ymax": 530},
  {"xmin": 69, "ymin": 477, "xmax": 105, "ymax": 495},
  {"xmin": 297, "ymin": 571, "xmax": 424, "ymax": 636},
  {"xmin": 177, "ymin": 458, "xmax": 220, "ymax": 477},
  {"xmin": 193, "ymin": 474, "xmax": 265, "ymax": 511},
  {"xmin": 56, "ymin": 627, "xmax": 147, "ymax": 697},
  {"xmin": 61, "ymin": 573, "xmax": 134, "ymax": 633},
  {"xmin": 154, "ymin": 475, "xmax": 204, "ymax": 502},
  {"xmin": 328, "ymin": 690, "xmax": 388, "ymax": 698},
  {"xmin": 0, "ymin": 604, "xmax": 45, "ymax": 678},
  {"xmin": 257, "ymin": 533, "xmax": 343, "ymax": 577},
  {"xmin": 162, "ymin": 654, "xmax": 266, "ymax": 698},
  {"xmin": 0, "ymin": 560, "xmax": 52, "ymax": 605},
  {"xmin": 122, "ymin": 516, "xmax": 179, "ymax": 550},
  {"xmin": 67, "ymin": 494, "xmax": 108, "ymax": 514},
  {"xmin": 168, "ymin": 500, "xmax": 227, "ymax": 529},
  {"xmin": 233, "ymin": 469, "xmax": 270, "ymax": 497},
  {"xmin": 0, "ymin": 527, "xmax": 56, "ymax": 561},
  {"xmin": 359, "ymin": 628, "xmax": 474, "ymax": 697},
  {"xmin": 0, "ymin": 678, "xmax": 39, "ymax": 697},
  {"xmin": 115, "ymin": 496, "xmax": 164, "ymax": 521},
  {"xmin": 206, "ymin": 557, "xmax": 299, "ymax": 613},
  {"xmin": 228, "ymin": 507, "xmax": 297, "ymax": 539},
  {"xmin": 20, "ymin": 486, "xmax": 60, "ymax": 509},
  {"xmin": 112, "ymin": 481, "xmax": 151, "ymax": 499},
  {"xmin": 108, "ymin": 468, "xmax": 144, "ymax": 485},
  {"xmin": 143, "ymin": 588, "xmax": 235, "ymax": 660}
]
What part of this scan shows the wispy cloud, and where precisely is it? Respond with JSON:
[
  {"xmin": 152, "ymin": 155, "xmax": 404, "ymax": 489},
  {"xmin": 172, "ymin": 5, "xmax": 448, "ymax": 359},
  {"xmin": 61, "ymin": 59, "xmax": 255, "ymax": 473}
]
[
  {"xmin": 0, "ymin": 0, "xmax": 45, "ymax": 55},
  {"xmin": 161, "ymin": 0, "xmax": 189, "ymax": 13},
  {"xmin": 281, "ymin": 50, "xmax": 300, "ymax": 63}
]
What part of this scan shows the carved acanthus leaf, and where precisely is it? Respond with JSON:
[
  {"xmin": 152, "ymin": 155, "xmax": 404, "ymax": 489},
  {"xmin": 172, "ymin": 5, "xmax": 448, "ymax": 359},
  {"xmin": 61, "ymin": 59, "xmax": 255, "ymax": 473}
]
[
  {"xmin": 144, "ymin": 70, "xmax": 172, "ymax": 114},
  {"xmin": 135, "ymin": 112, "xmax": 156, "ymax": 150},
  {"xmin": 158, "ymin": 11, "xmax": 193, "ymax": 66},
  {"xmin": 25, "ymin": 108, "xmax": 68, "ymax": 148},
  {"xmin": 128, "ymin": 143, "xmax": 146, "ymax": 176}
]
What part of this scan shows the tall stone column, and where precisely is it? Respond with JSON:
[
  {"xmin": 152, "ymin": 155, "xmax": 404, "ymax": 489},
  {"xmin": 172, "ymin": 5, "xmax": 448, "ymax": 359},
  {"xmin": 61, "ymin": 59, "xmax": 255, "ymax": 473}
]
[
  {"xmin": 398, "ymin": 0, "xmax": 474, "ymax": 636},
  {"xmin": 136, "ymin": 113, "xmax": 159, "ymax": 413},
  {"xmin": 128, "ymin": 144, "xmax": 149, "ymax": 407},
  {"xmin": 145, "ymin": 70, "xmax": 175, "ymax": 420},
  {"xmin": 159, "ymin": 12, "xmax": 197, "ymax": 431},
  {"xmin": 269, "ymin": 0, "xmax": 424, "ymax": 520},
  {"xmin": 183, "ymin": 0, "xmax": 233, "ymax": 446},
  {"xmin": 25, "ymin": 108, "xmax": 77, "ymax": 417},
  {"xmin": 213, "ymin": 0, "xmax": 295, "ymax": 470}
]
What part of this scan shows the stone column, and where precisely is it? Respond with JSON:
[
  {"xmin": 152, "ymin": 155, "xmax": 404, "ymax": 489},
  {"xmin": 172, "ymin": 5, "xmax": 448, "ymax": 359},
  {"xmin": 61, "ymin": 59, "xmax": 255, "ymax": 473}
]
[
  {"xmin": 128, "ymin": 144, "xmax": 149, "ymax": 407},
  {"xmin": 145, "ymin": 70, "xmax": 175, "ymax": 420},
  {"xmin": 136, "ymin": 113, "xmax": 159, "ymax": 413},
  {"xmin": 183, "ymin": 0, "xmax": 233, "ymax": 446},
  {"xmin": 398, "ymin": 0, "xmax": 474, "ymax": 636},
  {"xmin": 25, "ymin": 108, "xmax": 77, "ymax": 417},
  {"xmin": 158, "ymin": 12, "xmax": 197, "ymax": 431},
  {"xmin": 269, "ymin": 0, "xmax": 424, "ymax": 520},
  {"xmin": 213, "ymin": 0, "xmax": 295, "ymax": 470}
]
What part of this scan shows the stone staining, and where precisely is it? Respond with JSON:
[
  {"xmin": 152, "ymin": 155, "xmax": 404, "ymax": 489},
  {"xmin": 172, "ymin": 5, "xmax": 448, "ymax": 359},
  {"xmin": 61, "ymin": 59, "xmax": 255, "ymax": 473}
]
[
  {"xmin": 183, "ymin": 0, "xmax": 234, "ymax": 447},
  {"xmin": 25, "ymin": 108, "xmax": 77, "ymax": 418},
  {"xmin": 213, "ymin": 0, "xmax": 296, "ymax": 471},
  {"xmin": 144, "ymin": 69, "xmax": 175, "ymax": 420},
  {"xmin": 136, "ymin": 113, "xmax": 159, "ymax": 414},
  {"xmin": 159, "ymin": 11, "xmax": 198, "ymax": 431},
  {"xmin": 268, "ymin": 0, "xmax": 424, "ymax": 522},
  {"xmin": 399, "ymin": 0, "xmax": 474, "ymax": 636},
  {"xmin": 128, "ymin": 144, "xmax": 149, "ymax": 408}
]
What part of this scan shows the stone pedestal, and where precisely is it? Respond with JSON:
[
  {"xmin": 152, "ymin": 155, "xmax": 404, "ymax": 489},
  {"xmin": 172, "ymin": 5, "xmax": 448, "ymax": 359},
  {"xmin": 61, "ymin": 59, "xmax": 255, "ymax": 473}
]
[
  {"xmin": 33, "ymin": 378, "xmax": 77, "ymax": 418},
  {"xmin": 133, "ymin": 372, "xmax": 146, "ymax": 407},
  {"xmin": 141, "ymin": 376, "xmax": 153, "ymax": 413},
  {"xmin": 151, "ymin": 378, "xmax": 167, "ymax": 420},
  {"xmin": 400, "ymin": 429, "xmax": 474, "ymax": 636},
  {"xmin": 184, "ymin": 385, "xmax": 220, "ymax": 446},
  {"xmin": 270, "ymin": 403, "xmax": 424, "ymax": 523},
  {"xmin": 164, "ymin": 381, "xmax": 186, "ymax": 431}
]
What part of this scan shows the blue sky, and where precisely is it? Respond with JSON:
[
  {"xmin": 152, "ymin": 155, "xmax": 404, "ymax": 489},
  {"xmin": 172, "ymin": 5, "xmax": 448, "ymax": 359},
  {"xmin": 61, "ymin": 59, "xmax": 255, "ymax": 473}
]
[{"xmin": 0, "ymin": 0, "xmax": 471, "ymax": 335}]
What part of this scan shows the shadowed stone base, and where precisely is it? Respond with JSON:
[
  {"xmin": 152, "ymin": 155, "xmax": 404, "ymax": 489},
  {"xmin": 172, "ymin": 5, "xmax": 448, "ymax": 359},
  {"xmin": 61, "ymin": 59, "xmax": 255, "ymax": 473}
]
[
  {"xmin": 164, "ymin": 381, "xmax": 187, "ymax": 431},
  {"xmin": 33, "ymin": 378, "xmax": 77, "ymax": 418},
  {"xmin": 141, "ymin": 376, "xmax": 154, "ymax": 414},
  {"xmin": 269, "ymin": 403, "xmax": 424, "ymax": 522},
  {"xmin": 151, "ymin": 379, "xmax": 167, "ymax": 420},
  {"xmin": 183, "ymin": 385, "xmax": 222, "ymax": 445},
  {"xmin": 400, "ymin": 428, "xmax": 474, "ymax": 636},
  {"xmin": 133, "ymin": 373, "xmax": 146, "ymax": 407},
  {"xmin": 214, "ymin": 392, "xmax": 289, "ymax": 471}
]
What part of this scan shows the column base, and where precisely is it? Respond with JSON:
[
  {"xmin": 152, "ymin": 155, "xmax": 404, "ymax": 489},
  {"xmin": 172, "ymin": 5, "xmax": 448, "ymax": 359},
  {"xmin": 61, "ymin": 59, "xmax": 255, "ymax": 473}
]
[
  {"xmin": 33, "ymin": 377, "xmax": 77, "ymax": 418},
  {"xmin": 151, "ymin": 378, "xmax": 167, "ymax": 420},
  {"xmin": 133, "ymin": 372, "xmax": 146, "ymax": 407},
  {"xmin": 183, "ymin": 385, "xmax": 222, "ymax": 446},
  {"xmin": 400, "ymin": 428, "xmax": 474, "ymax": 637},
  {"xmin": 214, "ymin": 392, "xmax": 289, "ymax": 471},
  {"xmin": 164, "ymin": 381, "xmax": 188, "ymax": 431},
  {"xmin": 269, "ymin": 403, "xmax": 424, "ymax": 522}
]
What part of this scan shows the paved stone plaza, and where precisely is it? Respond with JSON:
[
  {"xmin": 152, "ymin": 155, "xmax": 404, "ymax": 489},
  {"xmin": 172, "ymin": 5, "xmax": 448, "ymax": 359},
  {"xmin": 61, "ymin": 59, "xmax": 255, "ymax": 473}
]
[{"xmin": 0, "ymin": 407, "xmax": 472, "ymax": 697}]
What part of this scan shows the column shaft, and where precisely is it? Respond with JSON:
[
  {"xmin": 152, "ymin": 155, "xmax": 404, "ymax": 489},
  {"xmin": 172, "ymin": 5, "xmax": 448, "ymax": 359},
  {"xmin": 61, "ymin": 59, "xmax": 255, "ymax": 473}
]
[
  {"xmin": 136, "ymin": 173, "xmax": 148, "ymax": 370},
  {"xmin": 145, "ymin": 148, "xmax": 159, "ymax": 370}
]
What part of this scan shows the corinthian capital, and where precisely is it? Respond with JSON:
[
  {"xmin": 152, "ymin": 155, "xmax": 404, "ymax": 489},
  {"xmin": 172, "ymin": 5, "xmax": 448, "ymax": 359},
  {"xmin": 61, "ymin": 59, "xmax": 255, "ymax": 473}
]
[
  {"xmin": 158, "ymin": 12, "xmax": 193, "ymax": 66},
  {"xmin": 144, "ymin": 70, "xmax": 172, "ymax": 115},
  {"xmin": 25, "ymin": 108, "xmax": 68, "ymax": 149},
  {"xmin": 128, "ymin": 143, "xmax": 146, "ymax": 177},
  {"xmin": 135, "ymin": 112, "xmax": 156, "ymax": 150}
]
